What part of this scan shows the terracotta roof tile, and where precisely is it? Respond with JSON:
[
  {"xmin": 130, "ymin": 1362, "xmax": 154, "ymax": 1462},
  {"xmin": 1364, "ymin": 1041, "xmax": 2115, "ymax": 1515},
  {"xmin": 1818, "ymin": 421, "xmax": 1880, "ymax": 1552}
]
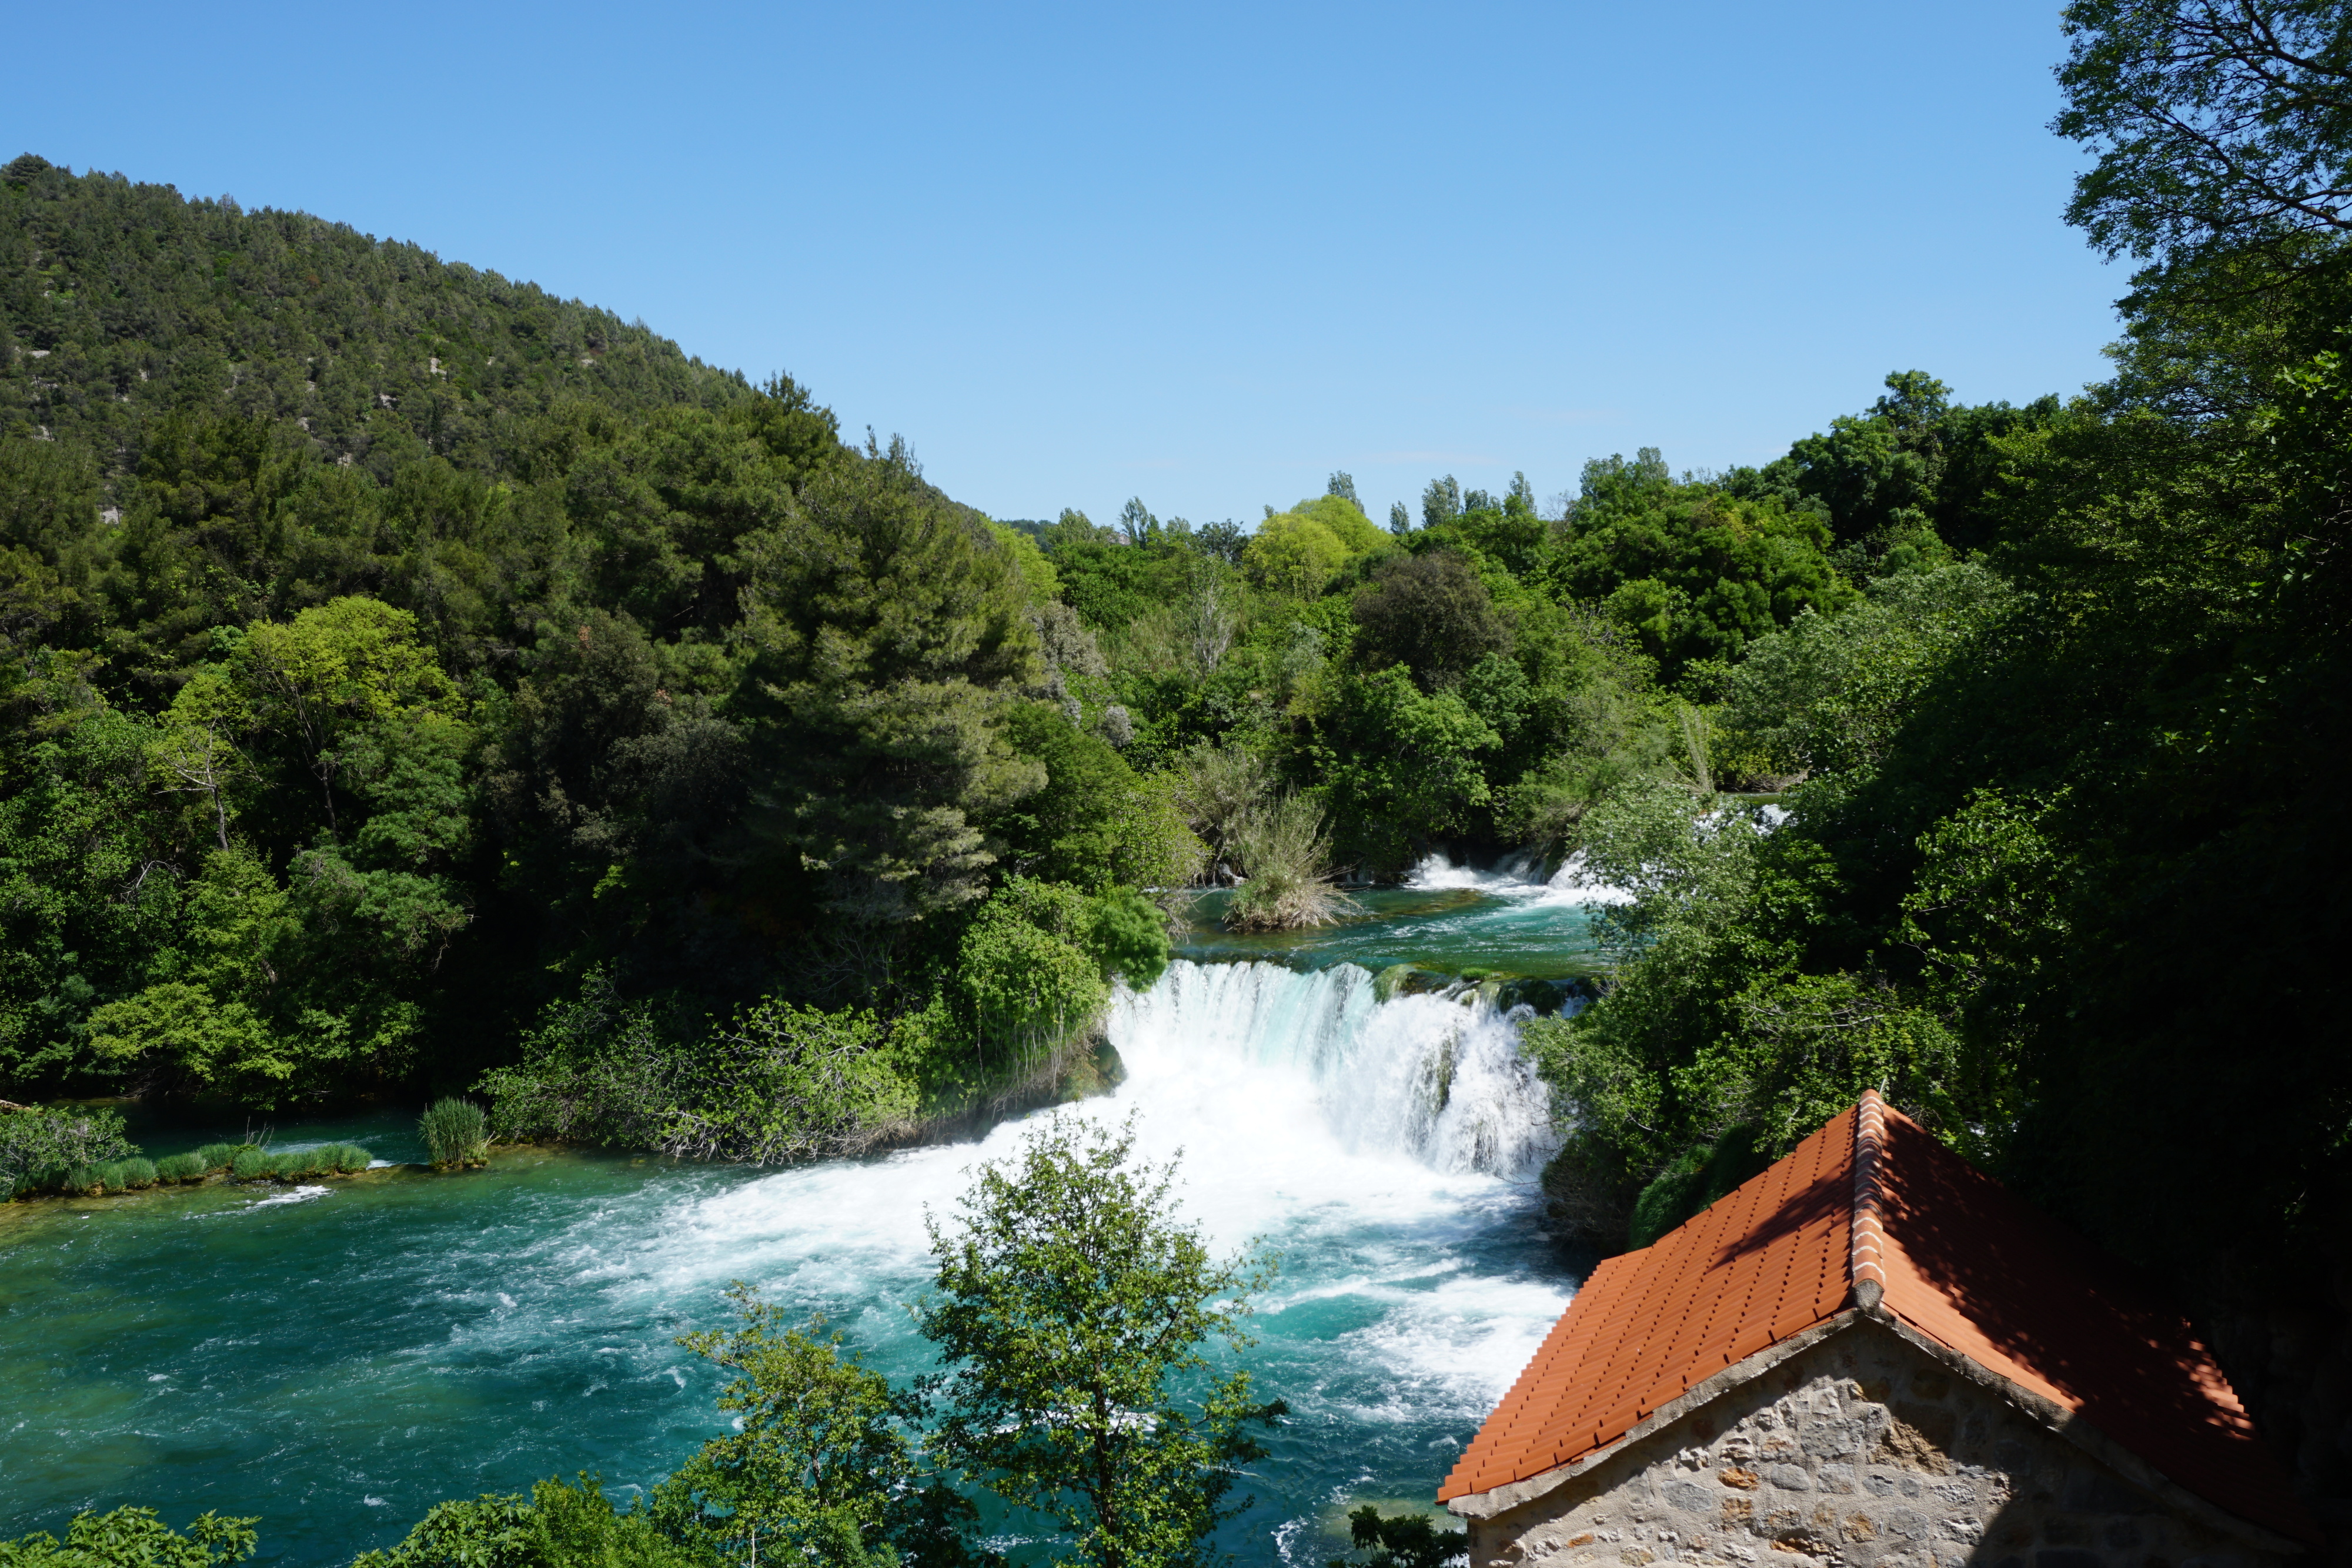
[
  {"xmin": 1437, "ymin": 1111, "xmax": 1855, "ymax": 1505},
  {"xmin": 1438, "ymin": 1095, "xmax": 2317, "ymax": 1550},
  {"xmin": 1869, "ymin": 1101, "xmax": 2317, "ymax": 1549}
]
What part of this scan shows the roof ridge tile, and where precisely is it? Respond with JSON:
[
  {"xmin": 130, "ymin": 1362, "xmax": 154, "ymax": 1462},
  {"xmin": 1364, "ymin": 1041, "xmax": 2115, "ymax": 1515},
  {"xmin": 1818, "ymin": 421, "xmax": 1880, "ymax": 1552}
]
[{"xmin": 1851, "ymin": 1089, "xmax": 1887, "ymax": 1310}]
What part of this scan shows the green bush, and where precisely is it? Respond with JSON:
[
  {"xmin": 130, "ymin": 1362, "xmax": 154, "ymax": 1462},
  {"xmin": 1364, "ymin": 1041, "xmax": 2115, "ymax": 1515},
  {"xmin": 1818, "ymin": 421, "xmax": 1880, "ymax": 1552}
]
[
  {"xmin": 1626, "ymin": 1126, "xmax": 1770, "ymax": 1250},
  {"xmin": 0, "ymin": 1504, "xmax": 260, "ymax": 1568},
  {"xmin": 480, "ymin": 974, "xmax": 921, "ymax": 1166},
  {"xmin": 155, "ymin": 1152, "xmax": 208, "ymax": 1183},
  {"xmin": 1087, "ymin": 887, "xmax": 1172, "ymax": 991},
  {"xmin": 229, "ymin": 1148, "xmax": 272, "ymax": 1180},
  {"xmin": 420, "ymin": 1099, "xmax": 490, "ymax": 1169},
  {"xmin": 119, "ymin": 1157, "xmax": 158, "ymax": 1190},
  {"xmin": 195, "ymin": 1143, "xmax": 243, "ymax": 1171},
  {"xmin": 1, "ymin": 1106, "xmax": 138, "ymax": 1197}
]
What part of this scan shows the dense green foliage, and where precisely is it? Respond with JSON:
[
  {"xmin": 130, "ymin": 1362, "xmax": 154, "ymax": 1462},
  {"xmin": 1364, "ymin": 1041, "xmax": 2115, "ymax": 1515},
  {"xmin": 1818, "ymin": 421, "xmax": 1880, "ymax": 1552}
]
[
  {"xmin": 350, "ymin": 1478, "xmax": 698, "ymax": 1568},
  {"xmin": 0, "ymin": 1102, "xmax": 132, "ymax": 1194},
  {"xmin": 654, "ymin": 1283, "xmax": 973, "ymax": 1568},
  {"xmin": 1326, "ymin": 1507, "xmax": 1465, "ymax": 1568},
  {"xmin": 917, "ymin": 1116, "xmax": 1284, "ymax": 1568},
  {"xmin": 0, "ymin": 1507, "xmax": 256, "ymax": 1568},
  {"xmin": 1513, "ymin": 19, "xmax": 2352, "ymax": 1511},
  {"xmin": 418, "ymin": 1097, "xmax": 488, "ymax": 1168},
  {"xmin": 0, "ymin": 158, "xmax": 1185, "ymax": 1139}
]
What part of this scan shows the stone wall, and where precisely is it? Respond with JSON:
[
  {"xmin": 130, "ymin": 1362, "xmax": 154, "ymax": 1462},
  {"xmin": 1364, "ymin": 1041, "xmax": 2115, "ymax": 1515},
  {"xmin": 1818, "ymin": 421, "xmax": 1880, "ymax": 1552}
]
[{"xmin": 1464, "ymin": 1319, "xmax": 2291, "ymax": 1568}]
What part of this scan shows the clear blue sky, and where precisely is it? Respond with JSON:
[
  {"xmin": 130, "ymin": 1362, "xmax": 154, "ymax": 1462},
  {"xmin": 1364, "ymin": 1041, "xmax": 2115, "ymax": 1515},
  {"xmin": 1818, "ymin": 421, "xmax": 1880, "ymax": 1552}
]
[{"xmin": 6, "ymin": 1, "xmax": 2121, "ymax": 527}]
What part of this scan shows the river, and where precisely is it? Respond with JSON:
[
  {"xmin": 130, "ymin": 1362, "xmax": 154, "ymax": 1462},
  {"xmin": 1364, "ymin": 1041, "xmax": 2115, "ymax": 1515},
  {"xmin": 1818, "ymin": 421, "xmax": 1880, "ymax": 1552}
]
[{"xmin": 0, "ymin": 857, "xmax": 1615, "ymax": 1566}]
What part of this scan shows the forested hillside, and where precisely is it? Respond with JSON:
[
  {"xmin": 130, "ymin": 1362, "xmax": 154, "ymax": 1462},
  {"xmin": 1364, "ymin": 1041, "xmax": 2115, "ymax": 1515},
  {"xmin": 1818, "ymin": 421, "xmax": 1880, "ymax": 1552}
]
[{"xmin": 0, "ymin": 150, "xmax": 1158, "ymax": 1138}]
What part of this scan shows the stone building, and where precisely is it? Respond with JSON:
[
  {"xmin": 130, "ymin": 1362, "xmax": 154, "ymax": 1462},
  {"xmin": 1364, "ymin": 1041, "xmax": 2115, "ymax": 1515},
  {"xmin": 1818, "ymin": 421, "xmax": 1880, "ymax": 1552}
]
[{"xmin": 1440, "ymin": 1092, "xmax": 2323, "ymax": 1568}]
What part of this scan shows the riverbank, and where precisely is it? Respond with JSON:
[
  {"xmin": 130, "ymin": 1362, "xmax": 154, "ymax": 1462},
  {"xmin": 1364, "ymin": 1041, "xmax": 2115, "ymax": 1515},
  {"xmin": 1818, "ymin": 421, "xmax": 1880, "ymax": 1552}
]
[{"xmin": 0, "ymin": 953, "xmax": 1582, "ymax": 1566}]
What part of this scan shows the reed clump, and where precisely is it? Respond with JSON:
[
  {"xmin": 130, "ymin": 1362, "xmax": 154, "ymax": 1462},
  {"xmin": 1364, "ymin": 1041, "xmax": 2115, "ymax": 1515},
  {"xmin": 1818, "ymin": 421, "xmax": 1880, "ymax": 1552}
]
[
  {"xmin": 155, "ymin": 1152, "xmax": 208, "ymax": 1183},
  {"xmin": 420, "ymin": 1099, "xmax": 490, "ymax": 1169},
  {"xmin": 328, "ymin": 1144, "xmax": 373, "ymax": 1174},
  {"xmin": 229, "ymin": 1147, "xmax": 273, "ymax": 1181},
  {"xmin": 118, "ymin": 1157, "xmax": 158, "ymax": 1189},
  {"xmin": 195, "ymin": 1143, "xmax": 242, "ymax": 1171},
  {"xmin": 1223, "ymin": 793, "xmax": 1358, "ymax": 932}
]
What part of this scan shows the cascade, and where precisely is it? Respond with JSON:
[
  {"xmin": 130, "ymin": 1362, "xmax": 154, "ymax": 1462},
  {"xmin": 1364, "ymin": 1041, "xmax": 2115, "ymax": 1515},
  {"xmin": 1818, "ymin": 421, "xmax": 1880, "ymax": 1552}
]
[
  {"xmin": 0, "ymin": 907, "xmax": 1588, "ymax": 1565},
  {"xmin": 1110, "ymin": 959, "xmax": 1563, "ymax": 1178}
]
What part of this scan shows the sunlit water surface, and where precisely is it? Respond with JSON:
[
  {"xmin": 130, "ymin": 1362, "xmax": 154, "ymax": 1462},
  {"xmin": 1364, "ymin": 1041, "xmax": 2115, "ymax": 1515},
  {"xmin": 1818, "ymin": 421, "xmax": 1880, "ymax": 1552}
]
[{"xmin": 1, "ymin": 862, "xmax": 1607, "ymax": 1566}]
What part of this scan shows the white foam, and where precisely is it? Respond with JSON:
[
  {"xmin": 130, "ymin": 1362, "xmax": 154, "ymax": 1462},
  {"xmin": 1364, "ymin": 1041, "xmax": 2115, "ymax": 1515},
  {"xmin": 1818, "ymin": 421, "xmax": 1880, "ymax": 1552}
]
[
  {"xmin": 1406, "ymin": 848, "xmax": 1635, "ymax": 908},
  {"xmin": 242, "ymin": 1184, "xmax": 331, "ymax": 1210},
  {"xmin": 1538, "ymin": 850, "xmax": 1638, "ymax": 907},
  {"xmin": 572, "ymin": 962, "xmax": 1572, "ymax": 1373}
]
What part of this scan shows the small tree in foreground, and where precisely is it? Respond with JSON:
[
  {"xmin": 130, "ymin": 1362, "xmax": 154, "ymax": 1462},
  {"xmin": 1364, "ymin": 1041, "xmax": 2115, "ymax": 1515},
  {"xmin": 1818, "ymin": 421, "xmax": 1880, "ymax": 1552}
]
[
  {"xmin": 917, "ymin": 1115, "xmax": 1284, "ymax": 1568},
  {"xmin": 1327, "ymin": 1506, "xmax": 1466, "ymax": 1568},
  {"xmin": 657, "ymin": 1283, "xmax": 975, "ymax": 1568}
]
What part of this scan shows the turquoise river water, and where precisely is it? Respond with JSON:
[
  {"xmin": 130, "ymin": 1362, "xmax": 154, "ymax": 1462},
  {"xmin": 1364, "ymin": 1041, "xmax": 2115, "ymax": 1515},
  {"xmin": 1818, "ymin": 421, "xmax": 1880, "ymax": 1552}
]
[{"xmin": 0, "ymin": 855, "xmax": 1620, "ymax": 1566}]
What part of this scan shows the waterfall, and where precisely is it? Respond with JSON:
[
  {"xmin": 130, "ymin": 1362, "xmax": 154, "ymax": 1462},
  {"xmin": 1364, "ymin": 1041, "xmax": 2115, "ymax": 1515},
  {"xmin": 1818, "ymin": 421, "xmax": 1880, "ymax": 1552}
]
[
  {"xmin": 0, "ymin": 950, "xmax": 1585, "ymax": 1560},
  {"xmin": 1110, "ymin": 959, "xmax": 1563, "ymax": 1179}
]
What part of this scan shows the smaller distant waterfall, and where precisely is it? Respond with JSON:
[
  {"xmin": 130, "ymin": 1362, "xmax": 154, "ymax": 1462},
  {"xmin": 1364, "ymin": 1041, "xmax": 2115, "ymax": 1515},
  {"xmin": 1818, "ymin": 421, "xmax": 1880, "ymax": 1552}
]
[{"xmin": 1110, "ymin": 960, "xmax": 1565, "ymax": 1178}]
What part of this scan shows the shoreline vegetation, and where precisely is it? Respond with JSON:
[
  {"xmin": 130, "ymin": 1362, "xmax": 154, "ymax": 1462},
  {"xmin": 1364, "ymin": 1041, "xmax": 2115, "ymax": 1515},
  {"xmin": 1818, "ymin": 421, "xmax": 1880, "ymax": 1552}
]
[{"xmin": 0, "ymin": 1001, "xmax": 1128, "ymax": 1207}]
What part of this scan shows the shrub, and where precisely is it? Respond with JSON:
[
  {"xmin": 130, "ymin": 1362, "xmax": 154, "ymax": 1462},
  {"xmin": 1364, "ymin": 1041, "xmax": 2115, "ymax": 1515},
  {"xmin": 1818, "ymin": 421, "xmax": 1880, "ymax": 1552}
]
[
  {"xmin": 229, "ymin": 1148, "xmax": 272, "ymax": 1180},
  {"xmin": 119, "ymin": 1157, "xmax": 158, "ymax": 1190},
  {"xmin": 480, "ymin": 972, "xmax": 921, "ymax": 1166},
  {"xmin": 195, "ymin": 1143, "xmax": 242, "ymax": 1171},
  {"xmin": 1, "ymin": 1505, "xmax": 260, "ymax": 1568},
  {"xmin": 1087, "ymin": 887, "xmax": 1171, "ymax": 991},
  {"xmin": 0, "ymin": 1105, "xmax": 138, "ymax": 1196},
  {"xmin": 155, "ymin": 1152, "xmax": 208, "ymax": 1183},
  {"xmin": 1225, "ymin": 794, "xmax": 1356, "ymax": 932},
  {"xmin": 420, "ymin": 1099, "xmax": 489, "ymax": 1169}
]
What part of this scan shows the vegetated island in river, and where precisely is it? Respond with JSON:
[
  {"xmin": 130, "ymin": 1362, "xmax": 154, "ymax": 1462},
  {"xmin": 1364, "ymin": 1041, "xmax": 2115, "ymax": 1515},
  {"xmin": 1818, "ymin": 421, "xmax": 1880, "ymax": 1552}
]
[{"xmin": 5, "ymin": 20, "xmax": 2352, "ymax": 1536}]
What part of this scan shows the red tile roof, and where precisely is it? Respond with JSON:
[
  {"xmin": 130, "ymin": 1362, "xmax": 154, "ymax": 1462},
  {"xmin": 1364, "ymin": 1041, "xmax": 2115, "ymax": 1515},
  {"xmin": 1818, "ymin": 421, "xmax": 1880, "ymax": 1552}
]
[{"xmin": 1438, "ymin": 1094, "xmax": 2318, "ymax": 1549}]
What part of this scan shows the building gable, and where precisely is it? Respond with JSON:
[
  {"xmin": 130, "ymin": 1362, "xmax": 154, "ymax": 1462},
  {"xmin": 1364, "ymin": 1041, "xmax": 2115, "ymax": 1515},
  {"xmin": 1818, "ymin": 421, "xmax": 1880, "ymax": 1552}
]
[{"xmin": 1441, "ymin": 1095, "xmax": 2317, "ymax": 1550}]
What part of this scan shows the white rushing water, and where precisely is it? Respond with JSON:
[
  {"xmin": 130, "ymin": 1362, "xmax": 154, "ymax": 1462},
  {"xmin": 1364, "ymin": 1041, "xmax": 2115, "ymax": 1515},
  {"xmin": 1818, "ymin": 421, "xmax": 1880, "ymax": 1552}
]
[
  {"xmin": 1, "ymin": 955, "xmax": 1583, "ymax": 1564},
  {"xmin": 1405, "ymin": 849, "xmax": 1636, "ymax": 907},
  {"xmin": 578, "ymin": 957, "xmax": 1576, "ymax": 1551},
  {"xmin": 635, "ymin": 957, "xmax": 1569, "ymax": 1326}
]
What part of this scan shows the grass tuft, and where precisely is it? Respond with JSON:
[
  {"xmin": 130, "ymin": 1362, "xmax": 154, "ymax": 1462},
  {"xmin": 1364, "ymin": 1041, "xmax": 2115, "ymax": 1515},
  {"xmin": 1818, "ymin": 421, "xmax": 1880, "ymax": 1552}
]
[
  {"xmin": 330, "ymin": 1144, "xmax": 373, "ymax": 1174},
  {"xmin": 64, "ymin": 1163, "xmax": 99, "ymax": 1193},
  {"xmin": 195, "ymin": 1143, "xmax": 242, "ymax": 1171},
  {"xmin": 155, "ymin": 1152, "xmax": 208, "ymax": 1183},
  {"xmin": 1224, "ymin": 793, "xmax": 1358, "ymax": 932},
  {"xmin": 419, "ymin": 1099, "xmax": 490, "ymax": 1169},
  {"xmin": 229, "ymin": 1147, "xmax": 273, "ymax": 1181},
  {"xmin": 118, "ymin": 1157, "xmax": 158, "ymax": 1190}
]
